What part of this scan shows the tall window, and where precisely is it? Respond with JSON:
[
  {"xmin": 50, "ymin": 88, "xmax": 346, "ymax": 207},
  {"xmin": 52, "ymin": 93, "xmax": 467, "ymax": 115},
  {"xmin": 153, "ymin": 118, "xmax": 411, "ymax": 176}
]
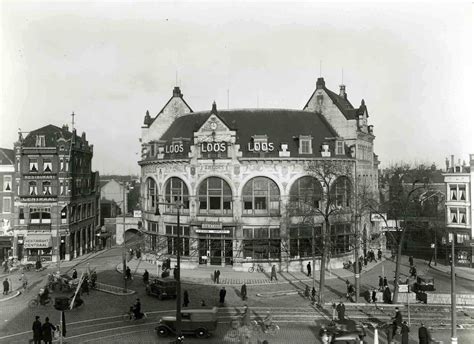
[
  {"xmin": 289, "ymin": 176, "xmax": 323, "ymax": 214},
  {"xmin": 165, "ymin": 225, "xmax": 190, "ymax": 256},
  {"xmin": 29, "ymin": 181, "xmax": 37, "ymax": 195},
  {"xmin": 30, "ymin": 207, "xmax": 51, "ymax": 224},
  {"xmin": 330, "ymin": 176, "xmax": 352, "ymax": 208},
  {"xmin": 43, "ymin": 159, "xmax": 52, "ymax": 172},
  {"xmin": 243, "ymin": 227, "xmax": 280, "ymax": 260},
  {"xmin": 164, "ymin": 177, "xmax": 189, "ymax": 213},
  {"xmin": 289, "ymin": 226, "xmax": 322, "ymax": 258},
  {"xmin": 242, "ymin": 177, "xmax": 280, "ymax": 215},
  {"xmin": 42, "ymin": 181, "xmax": 52, "ymax": 195},
  {"xmin": 330, "ymin": 223, "xmax": 352, "ymax": 254},
  {"xmin": 29, "ymin": 159, "xmax": 38, "ymax": 172},
  {"xmin": 35, "ymin": 135, "xmax": 46, "ymax": 147},
  {"xmin": 450, "ymin": 208, "xmax": 467, "ymax": 224},
  {"xmin": 450, "ymin": 184, "xmax": 466, "ymax": 201},
  {"xmin": 19, "ymin": 207, "xmax": 25, "ymax": 224},
  {"xmin": 2, "ymin": 198, "xmax": 11, "ymax": 213},
  {"xmin": 198, "ymin": 177, "xmax": 232, "ymax": 214},
  {"xmin": 3, "ymin": 176, "xmax": 12, "ymax": 192},
  {"xmin": 146, "ymin": 178, "xmax": 156, "ymax": 211}
]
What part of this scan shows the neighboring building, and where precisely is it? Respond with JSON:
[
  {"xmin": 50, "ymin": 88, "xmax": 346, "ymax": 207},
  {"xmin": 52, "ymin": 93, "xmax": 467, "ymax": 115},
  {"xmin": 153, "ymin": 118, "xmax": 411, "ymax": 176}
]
[
  {"xmin": 0, "ymin": 148, "xmax": 15, "ymax": 261},
  {"xmin": 443, "ymin": 154, "xmax": 473, "ymax": 267},
  {"xmin": 12, "ymin": 124, "xmax": 100, "ymax": 262},
  {"xmin": 139, "ymin": 78, "xmax": 379, "ymax": 271},
  {"xmin": 100, "ymin": 179, "xmax": 129, "ymax": 215}
]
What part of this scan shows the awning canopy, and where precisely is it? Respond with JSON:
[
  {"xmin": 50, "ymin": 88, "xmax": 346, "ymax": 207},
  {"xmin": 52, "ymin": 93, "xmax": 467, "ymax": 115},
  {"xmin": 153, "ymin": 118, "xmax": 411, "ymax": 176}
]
[{"xmin": 24, "ymin": 234, "xmax": 52, "ymax": 249}]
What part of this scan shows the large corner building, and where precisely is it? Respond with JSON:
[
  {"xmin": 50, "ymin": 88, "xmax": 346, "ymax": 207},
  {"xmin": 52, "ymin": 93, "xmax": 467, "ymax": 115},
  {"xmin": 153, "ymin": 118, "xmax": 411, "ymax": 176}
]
[{"xmin": 139, "ymin": 78, "xmax": 380, "ymax": 271}]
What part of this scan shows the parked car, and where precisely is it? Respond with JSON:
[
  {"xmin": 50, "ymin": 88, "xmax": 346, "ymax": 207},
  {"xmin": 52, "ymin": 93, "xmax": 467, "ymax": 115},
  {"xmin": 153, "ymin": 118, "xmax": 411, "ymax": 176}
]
[
  {"xmin": 156, "ymin": 307, "xmax": 218, "ymax": 338},
  {"xmin": 319, "ymin": 319, "xmax": 366, "ymax": 343},
  {"xmin": 145, "ymin": 278, "xmax": 177, "ymax": 300},
  {"xmin": 414, "ymin": 275, "xmax": 435, "ymax": 292}
]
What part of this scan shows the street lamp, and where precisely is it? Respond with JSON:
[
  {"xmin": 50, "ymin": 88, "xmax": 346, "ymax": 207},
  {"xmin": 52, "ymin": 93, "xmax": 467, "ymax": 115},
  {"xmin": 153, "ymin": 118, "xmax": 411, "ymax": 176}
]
[{"xmin": 155, "ymin": 199, "xmax": 184, "ymax": 343}]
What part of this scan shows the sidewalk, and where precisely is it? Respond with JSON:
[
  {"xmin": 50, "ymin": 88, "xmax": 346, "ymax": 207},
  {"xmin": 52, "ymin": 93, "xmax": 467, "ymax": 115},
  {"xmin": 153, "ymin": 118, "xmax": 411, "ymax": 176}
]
[
  {"xmin": 430, "ymin": 263, "xmax": 474, "ymax": 282},
  {"xmin": 117, "ymin": 257, "xmax": 384, "ymax": 286}
]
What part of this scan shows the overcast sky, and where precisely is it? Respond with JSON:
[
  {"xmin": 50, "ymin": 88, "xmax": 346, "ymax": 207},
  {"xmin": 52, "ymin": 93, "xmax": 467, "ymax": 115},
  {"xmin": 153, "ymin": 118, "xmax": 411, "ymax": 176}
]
[{"xmin": 1, "ymin": 0, "xmax": 472, "ymax": 175}]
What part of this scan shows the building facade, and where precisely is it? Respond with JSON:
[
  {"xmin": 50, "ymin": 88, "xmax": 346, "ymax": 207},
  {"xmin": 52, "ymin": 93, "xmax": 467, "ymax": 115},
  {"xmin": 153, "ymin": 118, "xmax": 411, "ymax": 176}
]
[
  {"xmin": 12, "ymin": 124, "xmax": 100, "ymax": 263},
  {"xmin": 0, "ymin": 148, "xmax": 15, "ymax": 261},
  {"xmin": 139, "ymin": 78, "xmax": 379, "ymax": 271},
  {"xmin": 443, "ymin": 154, "xmax": 474, "ymax": 267}
]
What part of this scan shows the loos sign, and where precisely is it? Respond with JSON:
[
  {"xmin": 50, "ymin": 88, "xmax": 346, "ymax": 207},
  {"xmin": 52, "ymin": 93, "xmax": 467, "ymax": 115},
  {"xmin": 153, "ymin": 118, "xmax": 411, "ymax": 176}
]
[
  {"xmin": 248, "ymin": 142, "xmax": 274, "ymax": 152},
  {"xmin": 201, "ymin": 142, "xmax": 227, "ymax": 153}
]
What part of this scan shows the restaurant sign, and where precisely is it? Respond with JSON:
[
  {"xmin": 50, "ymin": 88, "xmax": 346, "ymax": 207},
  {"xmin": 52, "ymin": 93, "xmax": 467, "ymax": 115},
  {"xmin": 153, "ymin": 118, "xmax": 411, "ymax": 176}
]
[{"xmin": 24, "ymin": 234, "xmax": 52, "ymax": 249}]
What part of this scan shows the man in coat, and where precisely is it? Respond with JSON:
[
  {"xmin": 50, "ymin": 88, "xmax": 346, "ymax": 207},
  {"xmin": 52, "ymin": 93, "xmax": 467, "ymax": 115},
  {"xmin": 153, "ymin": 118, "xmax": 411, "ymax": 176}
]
[
  {"xmin": 32, "ymin": 315, "xmax": 42, "ymax": 344},
  {"xmin": 183, "ymin": 290, "xmax": 190, "ymax": 307},
  {"xmin": 383, "ymin": 276, "xmax": 388, "ymax": 287},
  {"xmin": 378, "ymin": 249, "xmax": 382, "ymax": 260},
  {"xmin": 219, "ymin": 286, "xmax": 226, "ymax": 305},
  {"xmin": 409, "ymin": 256, "xmax": 414, "ymax": 267},
  {"xmin": 401, "ymin": 321, "xmax": 410, "ymax": 344},
  {"xmin": 3, "ymin": 278, "xmax": 9, "ymax": 295},
  {"xmin": 383, "ymin": 286, "xmax": 392, "ymax": 304},
  {"xmin": 306, "ymin": 262, "xmax": 311, "ymax": 277},
  {"xmin": 72, "ymin": 268, "xmax": 78, "ymax": 279},
  {"xmin": 41, "ymin": 317, "xmax": 56, "ymax": 344},
  {"xmin": 271, "ymin": 265, "xmax": 277, "ymax": 281},
  {"xmin": 393, "ymin": 307, "xmax": 403, "ymax": 334},
  {"xmin": 216, "ymin": 270, "xmax": 221, "ymax": 284},
  {"xmin": 378, "ymin": 276, "xmax": 384, "ymax": 291},
  {"xmin": 143, "ymin": 269, "xmax": 149, "ymax": 285},
  {"xmin": 418, "ymin": 323, "xmax": 431, "ymax": 344},
  {"xmin": 336, "ymin": 301, "xmax": 345, "ymax": 321},
  {"xmin": 241, "ymin": 283, "xmax": 247, "ymax": 301}
]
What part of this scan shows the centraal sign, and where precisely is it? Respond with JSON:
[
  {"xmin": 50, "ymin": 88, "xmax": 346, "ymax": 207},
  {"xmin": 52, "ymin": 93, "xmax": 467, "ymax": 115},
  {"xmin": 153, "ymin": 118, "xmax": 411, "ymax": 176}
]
[{"xmin": 24, "ymin": 234, "xmax": 52, "ymax": 248}]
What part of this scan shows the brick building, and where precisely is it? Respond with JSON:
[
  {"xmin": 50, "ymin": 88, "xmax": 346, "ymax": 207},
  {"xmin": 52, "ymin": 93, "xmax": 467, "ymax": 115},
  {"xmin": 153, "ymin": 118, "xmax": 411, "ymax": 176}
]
[{"xmin": 0, "ymin": 148, "xmax": 15, "ymax": 261}]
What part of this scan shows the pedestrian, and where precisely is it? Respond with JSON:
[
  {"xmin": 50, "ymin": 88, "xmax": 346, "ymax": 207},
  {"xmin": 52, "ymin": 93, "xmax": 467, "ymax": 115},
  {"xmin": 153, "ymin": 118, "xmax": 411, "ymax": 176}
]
[
  {"xmin": 418, "ymin": 322, "xmax": 431, "ymax": 344},
  {"xmin": 41, "ymin": 317, "xmax": 56, "ymax": 344},
  {"xmin": 363, "ymin": 256, "xmax": 368, "ymax": 266},
  {"xmin": 311, "ymin": 287, "xmax": 316, "ymax": 302},
  {"xmin": 371, "ymin": 289, "xmax": 377, "ymax": 303},
  {"xmin": 219, "ymin": 286, "xmax": 226, "ymax": 305},
  {"xmin": 409, "ymin": 256, "xmax": 414, "ymax": 267},
  {"xmin": 241, "ymin": 283, "xmax": 247, "ymax": 301},
  {"xmin": 383, "ymin": 286, "xmax": 392, "ymax": 304},
  {"xmin": 3, "ymin": 278, "xmax": 9, "ymax": 295},
  {"xmin": 411, "ymin": 266, "xmax": 417, "ymax": 278},
  {"xmin": 20, "ymin": 273, "xmax": 28, "ymax": 290},
  {"xmin": 336, "ymin": 301, "xmax": 345, "ymax": 321},
  {"xmin": 378, "ymin": 249, "xmax": 382, "ymax": 261},
  {"xmin": 393, "ymin": 307, "xmax": 403, "ymax": 335},
  {"xmin": 378, "ymin": 276, "xmax": 384, "ymax": 291},
  {"xmin": 383, "ymin": 276, "xmax": 388, "ymax": 287},
  {"xmin": 183, "ymin": 290, "xmax": 190, "ymax": 307},
  {"xmin": 81, "ymin": 275, "xmax": 90, "ymax": 295},
  {"xmin": 358, "ymin": 260, "xmax": 362, "ymax": 272},
  {"xmin": 32, "ymin": 315, "xmax": 42, "ymax": 344},
  {"xmin": 304, "ymin": 285, "xmax": 310, "ymax": 298},
  {"xmin": 143, "ymin": 269, "xmax": 149, "ymax": 285},
  {"xmin": 242, "ymin": 305, "xmax": 251, "ymax": 326},
  {"xmin": 72, "ymin": 268, "xmax": 78, "ymax": 279},
  {"xmin": 271, "ymin": 265, "xmax": 277, "ymax": 281},
  {"xmin": 90, "ymin": 270, "xmax": 97, "ymax": 289},
  {"xmin": 213, "ymin": 270, "xmax": 217, "ymax": 283},
  {"xmin": 216, "ymin": 270, "xmax": 221, "ymax": 284},
  {"xmin": 401, "ymin": 321, "xmax": 410, "ymax": 344},
  {"xmin": 125, "ymin": 266, "xmax": 132, "ymax": 280},
  {"xmin": 173, "ymin": 266, "xmax": 178, "ymax": 280},
  {"xmin": 35, "ymin": 259, "xmax": 42, "ymax": 271},
  {"xmin": 307, "ymin": 262, "xmax": 311, "ymax": 277}
]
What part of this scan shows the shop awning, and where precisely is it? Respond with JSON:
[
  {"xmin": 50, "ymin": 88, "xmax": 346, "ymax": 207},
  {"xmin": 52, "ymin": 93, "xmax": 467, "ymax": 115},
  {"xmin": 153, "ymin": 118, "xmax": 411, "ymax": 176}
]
[
  {"xmin": 24, "ymin": 234, "xmax": 52, "ymax": 249},
  {"xmin": 0, "ymin": 236, "xmax": 13, "ymax": 247}
]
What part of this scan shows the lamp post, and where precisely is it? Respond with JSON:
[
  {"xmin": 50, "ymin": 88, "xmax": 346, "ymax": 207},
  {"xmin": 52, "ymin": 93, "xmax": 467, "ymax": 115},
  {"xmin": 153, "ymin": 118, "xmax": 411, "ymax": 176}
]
[
  {"xmin": 155, "ymin": 199, "xmax": 184, "ymax": 343},
  {"xmin": 122, "ymin": 183, "xmax": 128, "ymax": 293},
  {"xmin": 451, "ymin": 233, "xmax": 457, "ymax": 344}
]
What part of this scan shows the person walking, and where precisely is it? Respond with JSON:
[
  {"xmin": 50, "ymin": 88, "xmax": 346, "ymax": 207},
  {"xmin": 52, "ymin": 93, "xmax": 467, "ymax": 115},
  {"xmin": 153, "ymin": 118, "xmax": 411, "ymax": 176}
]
[
  {"xmin": 125, "ymin": 266, "xmax": 132, "ymax": 280},
  {"xmin": 20, "ymin": 273, "xmax": 28, "ymax": 291},
  {"xmin": 3, "ymin": 278, "xmax": 9, "ymax": 295},
  {"xmin": 90, "ymin": 270, "xmax": 97, "ymax": 289},
  {"xmin": 336, "ymin": 301, "xmax": 345, "ymax": 321},
  {"xmin": 143, "ymin": 269, "xmax": 149, "ymax": 285},
  {"xmin": 242, "ymin": 305, "xmax": 251, "ymax": 326},
  {"xmin": 378, "ymin": 276, "xmax": 384, "ymax": 291},
  {"xmin": 386, "ymin": 323, "xmax": 394, "ymax": 344},
  {"xmin": 219, "ymin": 286, "xmax": 226, "ymax": 305},
  {"xmin": 311, "ymin": 287, "xmax": 316, "ymax": 302},
  {"xmin": 81, "ymin": 275, "xmax": 90, "ymax": 295},
  {"xmin": 383, "ymin": 276, "xmax": 388, "ymax": 287},
  {"xmin": 401, "ymin": 321, "xmax": 410, "ymax": 344},
  {"xmin": 306, "ymin": 262, "xmax": 311, "ymax": 277},
  {"xmin": 216, "ymin": 270, "xmax": 221, "ymax": 284},
  {"xmin": 371, "ymin": 289, "xmax": 377, "ymax": 303},
  {"xmin": 393, "ymin": 307, "xmax": 403, "ymax": 335},
  {"xmin": 32, "ymin": 315, "xmax": 42, "ymax": 344},
  {"xmin": 72, "ymin": 268, "xmax": 78, "ymax": 279},
  {"xmin": 241, "ymin": 283, "xmax": 247, "ymax": 301},
  {"xmin": 271, "ymin": 265, "xmax": 277, "ymax": 281},
  {"xmin": 383, "ymin": 286, "xmax": 392, "ymax": 304},
  {"xmin": 183, "ymin": 290, "xmax": 190, "ymax": 307},
  {"xmin": 378, "ymin": 249, "xmax": 382, "ymax": 261},
  {"xmin": 411, "ymin": 265, "xmax": 417, "ymax": 278},
  {"xmin": 213, "ymin": 270, "xmax": 217, "ymax": 283},
  {"xmin": 418, "ymin": 323, "xmax": 431, "ymax": 344},
  {"xmin": 41, "ymin": 317, "xmax": 56, "ymax": 344},
  {"xmin": 409, "ymin": 256, "xmax": 414, "ymax": 267}
]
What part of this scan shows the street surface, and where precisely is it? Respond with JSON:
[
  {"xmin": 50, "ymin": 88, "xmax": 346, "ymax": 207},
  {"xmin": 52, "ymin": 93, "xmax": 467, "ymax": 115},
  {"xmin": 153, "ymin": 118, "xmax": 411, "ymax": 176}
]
[{"xmin": 0, "ymin": 247, "xmax": 473, "ymax": 343}]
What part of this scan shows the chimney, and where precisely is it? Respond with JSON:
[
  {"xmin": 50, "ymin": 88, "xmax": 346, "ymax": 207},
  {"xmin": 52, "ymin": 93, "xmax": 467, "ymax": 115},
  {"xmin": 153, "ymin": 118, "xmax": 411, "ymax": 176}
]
[
  {"xmin": 316, "ymin": 77, "xmax": 325, "ymax": 90},
  {"xmin": 339, "ymin": 84, "xmax": 346, "ymax": 98},
  {"xmin": 451, "ymin": 155, "xmax": 454, "ymax": 171},
  {"xmin": 62, "ymin": 124, "xmax": 69, "ymax": 132},
  {"xmin": 143, "ymin": 110, "xmax": 151, "ymax": 126},
  {"xmin": 172, "ymin": 86, "xmax": 182, "ymax": 97},
  {"xmin": 81, "ymin": 132, "xmax": 86, "ymax": 140},
  {"xmin": 211, "ymin": 101, "xmax": 217, "ymax": 114}
]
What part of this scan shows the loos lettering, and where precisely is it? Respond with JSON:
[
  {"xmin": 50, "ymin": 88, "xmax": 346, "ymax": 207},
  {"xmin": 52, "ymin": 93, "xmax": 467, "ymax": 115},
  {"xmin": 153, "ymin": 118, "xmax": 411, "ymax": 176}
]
[
  {"xmin": 201, "ymin": 142, "xmax": 227, "ymax": 153},
  {"xmin": 248, "ymin": 142, "xmax": 274, "ymax": 152},
  {"xmin": 164, "ymin": 144, "xmax": 184, "ymax": 154}
]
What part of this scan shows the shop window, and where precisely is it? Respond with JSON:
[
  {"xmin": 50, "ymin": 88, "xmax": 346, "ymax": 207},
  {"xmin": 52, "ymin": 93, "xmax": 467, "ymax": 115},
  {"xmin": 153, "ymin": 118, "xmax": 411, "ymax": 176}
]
[
  {"xmin": 29, "ymin": 181, "xmax": 37, "ymax": 196},
  {"xmin": 289, "ymin": 176, "xmax": 322, "ymax": 214},
  {"xmin": 242, "ymin": 227, "xmax": 281, "ymax": 260},
  {"xmin": 330, "ymin": 176, "xmax": 352, "ymax": 208},
  {"xmin": 3, "ymin": 176, "xmax": 12, "ymax": 192},
  {"xmin": 165, "ymin": 224, "xmax": 190, "ymax": 256},
  {"xmin": 42, "ymin": 181, "xmax": 52, "ymax": 195},
  {"xmin": 242, "ymin": 177, "xmax": 280, "ymax": 215},
  {"xmin": 43, "ymin": 159, "xmax": 52, "ymax": 172},
  {"xmin": 164, "ymin": 177, "xmax": 190, "ymax": 213},
  {"xmin": 29, "ymin": 159, "xmax": 38, "ymax": 172},
  {"xmin": 198, "ymin": 177, "xmax": 232, "ymax": 215}
]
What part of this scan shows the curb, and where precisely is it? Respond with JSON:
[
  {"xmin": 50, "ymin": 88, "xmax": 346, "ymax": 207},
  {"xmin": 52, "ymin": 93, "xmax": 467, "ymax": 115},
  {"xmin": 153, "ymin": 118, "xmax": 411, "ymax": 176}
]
[
  {"xmin": 0, "ymin": 290, "xmax": 21, "ymax": 302},
  {"xmin": 430, "ymin": 265, "xmax": 474, "ymax": 282}
]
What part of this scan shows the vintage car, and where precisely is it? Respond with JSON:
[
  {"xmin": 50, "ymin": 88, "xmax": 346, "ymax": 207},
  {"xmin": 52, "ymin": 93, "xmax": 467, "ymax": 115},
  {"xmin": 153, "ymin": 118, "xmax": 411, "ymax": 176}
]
[
  {"xmin": 319, "ymin": 319, "xmax": 366, "ymax": 343},
  {"xmin": 145, "ymin": 278, "xmax": 177, "ymax": 300},
  {"xmin": 414, "ymin": 275, "xmax": 435, "ymax": 292},
  {"xmin": 156, "ymin": 307, "xmax": 218, "ymax": 338}
]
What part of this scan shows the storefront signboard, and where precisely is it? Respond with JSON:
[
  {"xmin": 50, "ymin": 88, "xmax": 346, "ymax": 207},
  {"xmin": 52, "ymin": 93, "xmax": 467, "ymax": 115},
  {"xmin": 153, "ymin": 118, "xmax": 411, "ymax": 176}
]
[
  {"xmin": 24, "ymin": 235, "xmax": 52, "ymax": 249},
  {"xmin": 202, "ymin": 223, "xmax": 223, "ymax": 230},
  {"xmin": 196, "ymin": 229, "xmax": 230, "ymax": 234}
]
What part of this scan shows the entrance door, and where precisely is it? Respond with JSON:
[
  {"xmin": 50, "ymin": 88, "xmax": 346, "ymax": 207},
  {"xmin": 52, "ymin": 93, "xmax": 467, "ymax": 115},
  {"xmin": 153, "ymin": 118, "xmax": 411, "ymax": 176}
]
[
  {"xmin": 198, "ymin": 239, "xmax": 209, "ymax": 264},
  {"xmin": 224, "ymin": 240, "xmax": 233, "ymax": 265},
  {"xmin": 210, "ymin": 239, "xmax": 222, "ymax": 265}
]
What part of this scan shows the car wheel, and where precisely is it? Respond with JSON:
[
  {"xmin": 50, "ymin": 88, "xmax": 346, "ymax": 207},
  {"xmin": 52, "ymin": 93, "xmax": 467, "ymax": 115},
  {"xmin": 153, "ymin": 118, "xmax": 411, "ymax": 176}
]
[
  {"xmin": 156, "ymin": 326, "xmax": 169, "ymax": 337},
  {"xmin": 195, "ymin": 328, "xmax": 208, "ymax": 338}
]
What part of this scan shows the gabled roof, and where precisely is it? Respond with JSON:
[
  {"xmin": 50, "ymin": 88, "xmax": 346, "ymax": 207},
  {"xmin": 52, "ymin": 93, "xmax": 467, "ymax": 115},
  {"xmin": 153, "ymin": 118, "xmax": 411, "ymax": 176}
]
[
  {"xmin": 148, "ymin": 87, "xmax": 193, "ymax": 127},
  {"xmin": 159, "ymin": 108, "xmax": 345, "ymax": 158},
  {"xmin": 22, "ymin": 124, "xmax": 86, "ymax": 147},
  {"xmin": 0, "ymin": 148, "xmax": 14, "ymax": 165}
]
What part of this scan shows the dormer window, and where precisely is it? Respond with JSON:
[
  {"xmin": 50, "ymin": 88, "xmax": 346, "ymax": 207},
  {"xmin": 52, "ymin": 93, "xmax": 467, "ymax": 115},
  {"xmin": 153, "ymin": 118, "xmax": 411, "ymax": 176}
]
[
  {"xmin": 36, "ymin": 135, "xmax": 46, "ymax": 147},
  {"xmin": 299, "ymin": 135, "xmax": 313, "ymax": 154},
  {"xmin": 336, "ymin": 140, "xmax": 345, "ymax": 155}
]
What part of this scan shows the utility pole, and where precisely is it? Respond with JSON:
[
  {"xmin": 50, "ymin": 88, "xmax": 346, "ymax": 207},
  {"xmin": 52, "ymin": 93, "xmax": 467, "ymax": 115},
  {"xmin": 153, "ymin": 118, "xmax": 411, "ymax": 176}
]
[
  {"xmin": 312, "ymin": 226, "xmax": 316, "ymax": 291},
  {"xmin": 451, "ymin": 235, "xmax": 457, "ymax": 344},
  {"xmin": 122, "ymin": 183, "xmax": 127, "ymax": 293},
  {"xmin": 176, "ymin": 204, "xmax": 182, "ymax": 342}
]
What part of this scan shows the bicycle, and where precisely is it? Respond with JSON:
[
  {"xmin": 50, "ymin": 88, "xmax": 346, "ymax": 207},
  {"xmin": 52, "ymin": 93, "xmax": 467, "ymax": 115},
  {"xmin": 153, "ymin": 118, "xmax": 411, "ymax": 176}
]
[
  {"xmin": 248, "ymin": 263, "xmax": 265, "ymax": 273},
  {"xmin": 28, "ymin": 295, "xmax": 52, "ymax": 308},
  {"xmin": 122, "ymin": 309, "xmax": 147, "ymax": 321}
]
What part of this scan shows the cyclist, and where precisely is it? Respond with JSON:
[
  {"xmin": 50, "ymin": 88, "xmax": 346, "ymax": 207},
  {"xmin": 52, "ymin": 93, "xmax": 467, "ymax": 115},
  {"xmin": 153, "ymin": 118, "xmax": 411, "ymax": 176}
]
[
  {"xmin": 263, "ymin": 311, "xmax": 273, "ymax": 331},
  {"xmin": 39, "ymin": 286, "xmax": 50, "ymax": 305},
  {"xmin": 20, "ymin": 273, "xmax": 28, "ymax": 291},
  {"xmin": 132, "ymin": 298, "xmax": 143, "ymax": 320}
]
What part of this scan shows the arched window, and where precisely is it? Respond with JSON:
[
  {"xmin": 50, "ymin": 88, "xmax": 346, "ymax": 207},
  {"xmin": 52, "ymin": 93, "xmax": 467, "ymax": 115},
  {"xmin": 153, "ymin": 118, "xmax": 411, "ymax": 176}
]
[
  {"xmin": 330, "ymin": 176, "xmax": 352, "ymax": 208},
  {"xmin": 289, "ymin": 176, "xmax": 323, "ymax": 214},
  {"xmin": 198, "ymin": 177, "xmax": 232, "ymax": 215},
  {"xmin": 146, "ymin": 178, "xmax": 156, "ymax": 211},
  {"xmin": 164, "ymin": 177, "xmax": 189, "ymax": 213},
  {"xmin": 242, "ymin": 177, "xmax": 280, "ymax": 215}
]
